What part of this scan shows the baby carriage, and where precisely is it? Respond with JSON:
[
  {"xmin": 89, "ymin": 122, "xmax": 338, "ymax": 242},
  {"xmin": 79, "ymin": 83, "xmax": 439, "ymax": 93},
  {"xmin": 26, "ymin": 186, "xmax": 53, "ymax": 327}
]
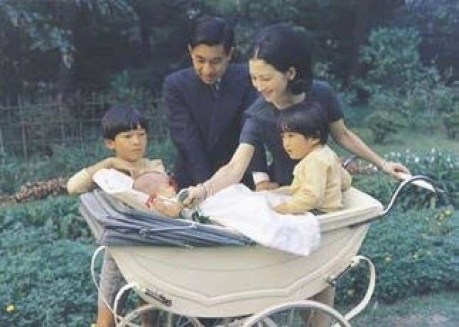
[{"xmin": 80, "ymin": 174, "xmax": 438, "ymax": 327}]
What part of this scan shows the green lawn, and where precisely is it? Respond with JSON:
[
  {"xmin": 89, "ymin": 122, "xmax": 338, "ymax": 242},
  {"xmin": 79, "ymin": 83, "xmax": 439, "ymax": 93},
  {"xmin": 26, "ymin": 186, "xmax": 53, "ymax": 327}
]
[
  {"xmin": 369, "ymin": 129, "xmax": 459, "ymax": 155},
  {"xmin": 344, "ymin": 291, "xmax": 459, "ymax": 327}
]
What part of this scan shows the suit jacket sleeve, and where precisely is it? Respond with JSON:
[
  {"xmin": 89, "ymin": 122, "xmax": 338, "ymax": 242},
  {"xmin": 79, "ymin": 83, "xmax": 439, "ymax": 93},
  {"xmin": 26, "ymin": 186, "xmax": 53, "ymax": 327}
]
[{"xmin": 163, "ymin": 75, "xmax": 213, "ymax": 183}]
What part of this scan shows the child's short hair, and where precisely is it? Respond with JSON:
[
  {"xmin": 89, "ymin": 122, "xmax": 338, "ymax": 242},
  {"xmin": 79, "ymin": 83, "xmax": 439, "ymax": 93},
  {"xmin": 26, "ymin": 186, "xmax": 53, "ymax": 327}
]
[
  {"xmin": 278, "ymin": 101, "xmax": 328, "ymax": 144},
  {"xmin": 101, "ymin": 106, "xmax": 148, "ymax": 140}
]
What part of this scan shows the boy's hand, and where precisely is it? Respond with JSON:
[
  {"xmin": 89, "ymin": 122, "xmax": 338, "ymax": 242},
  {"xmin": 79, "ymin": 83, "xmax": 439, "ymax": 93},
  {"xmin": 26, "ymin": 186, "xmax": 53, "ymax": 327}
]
[
  {"xmin": 106, "ymin": 158, "xmax": 138, "ymax": 176},
  {"xmin": 255, "ymin": 181, "xmax": 279, "ymax": 192},
  {"xmin": 272, "ymin": 203, "xmax": 290, "ymax": 215}
]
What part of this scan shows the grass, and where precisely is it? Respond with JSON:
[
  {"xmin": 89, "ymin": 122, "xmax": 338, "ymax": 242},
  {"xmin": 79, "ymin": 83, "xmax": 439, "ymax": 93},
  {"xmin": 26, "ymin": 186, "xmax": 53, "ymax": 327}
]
[
  {"xmin": 345, "ymin": 104, "xmax": 459, "ymax": 153},
  {"xmin": 343, "ymin": 291, "xmax": 459, "ymax": 327},
  {"xmin": 368, "ymin": 128, "xmax": 459, "ymax": 156}
]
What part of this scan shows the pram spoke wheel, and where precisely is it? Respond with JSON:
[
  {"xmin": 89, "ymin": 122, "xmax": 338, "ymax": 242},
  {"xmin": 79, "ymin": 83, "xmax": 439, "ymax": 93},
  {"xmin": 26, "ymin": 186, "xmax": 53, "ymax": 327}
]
[
  {"xmin": 241, "ymin": 300, "xmax": 351, "ymax": 327},
  {"xmin": 116, "ymin": 303, "xmax": 201, "ymax": 327}
]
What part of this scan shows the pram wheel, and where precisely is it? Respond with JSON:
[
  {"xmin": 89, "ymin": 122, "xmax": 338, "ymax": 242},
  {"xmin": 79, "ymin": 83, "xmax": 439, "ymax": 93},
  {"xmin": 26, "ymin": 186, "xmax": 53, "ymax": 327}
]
[
  {"xmin": 116, "ymin": 303, "xmax": 201, "ymax": 327},
  {"xmin": 241, "ymin": 300, "xmax": 351, "ymax": 327}
]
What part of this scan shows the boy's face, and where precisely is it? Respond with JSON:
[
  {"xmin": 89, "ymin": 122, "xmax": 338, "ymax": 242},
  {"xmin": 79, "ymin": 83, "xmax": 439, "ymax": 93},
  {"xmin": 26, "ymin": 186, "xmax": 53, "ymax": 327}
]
[
  {"xmin": 105, "ymin": 126, "xmax": 147, "ymax": 163},
  {"xmin": 189, "ymin": 43, "xmax": 232, "ymax": 85},
  {"xmin": 281, "ymin": 132, "xmax": 320, "ymax": 160}
]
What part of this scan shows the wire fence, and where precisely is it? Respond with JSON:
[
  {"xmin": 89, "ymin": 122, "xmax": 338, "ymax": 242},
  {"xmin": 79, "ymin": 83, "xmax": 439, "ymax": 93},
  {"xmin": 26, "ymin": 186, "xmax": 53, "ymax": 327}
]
[{"xmin": 0, "ymin": 92, "xmax": 169, "ymax": 160}]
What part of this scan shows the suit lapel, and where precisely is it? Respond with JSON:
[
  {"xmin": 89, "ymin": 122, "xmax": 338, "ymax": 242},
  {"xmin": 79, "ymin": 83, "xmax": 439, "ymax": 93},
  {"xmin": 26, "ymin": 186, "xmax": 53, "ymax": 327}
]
[{"xmin": 206, "ymin": 71, "xmax": 241, "ymax": 149}]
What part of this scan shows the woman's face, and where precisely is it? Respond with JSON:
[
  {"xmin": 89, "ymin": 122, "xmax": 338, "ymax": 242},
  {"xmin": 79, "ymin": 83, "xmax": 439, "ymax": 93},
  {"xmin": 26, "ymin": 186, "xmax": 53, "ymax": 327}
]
[{"xmin": 249, "ymin": 58, "xmax": 290, "ymax": 106}]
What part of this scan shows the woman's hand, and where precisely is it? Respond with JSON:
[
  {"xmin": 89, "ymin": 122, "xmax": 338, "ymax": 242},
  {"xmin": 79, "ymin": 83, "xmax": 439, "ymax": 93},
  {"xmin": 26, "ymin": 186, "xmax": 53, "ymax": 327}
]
[
  {"xmin": 182, "ymin": 184, "xmax": 207, "ymax": 207},
  {"xmin": 381, "ymin": 160, "xmax": 411, "ymax": 180}
]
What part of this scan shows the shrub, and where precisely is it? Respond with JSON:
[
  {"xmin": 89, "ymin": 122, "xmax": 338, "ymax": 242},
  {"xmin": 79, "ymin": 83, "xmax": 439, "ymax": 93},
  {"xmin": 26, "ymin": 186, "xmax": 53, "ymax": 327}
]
[
  {"xmin": 356, "ymin": 27, "xmax": 456, "ymax": 131},
  {"xmin": 0, "ymin": 225, "xmax": 97, "ymax": 326},
  {"xmin": 0, "ymin": 196, "xmax": 91, "ymax": 241},
  {"xmin": 363, "ymin": 110, "xmax": 405, "ymax": 144},
  {"xmin": 336, "ymin": 207, "xmax": 459, "ymax": 305},
  {"xmin": 442, "ymin": 104, "xmax": 459, "ymax": 139},
  {"xmin": 353, "ymin": 148, "xmax": 458, "ymax": 209}
]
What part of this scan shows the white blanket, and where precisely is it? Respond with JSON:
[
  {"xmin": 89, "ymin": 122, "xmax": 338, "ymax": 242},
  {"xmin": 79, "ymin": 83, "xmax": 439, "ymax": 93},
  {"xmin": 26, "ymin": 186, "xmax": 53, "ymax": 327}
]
[{"xmin": 200, "ymin": 184, "xmax": 320, "ymax": 256}]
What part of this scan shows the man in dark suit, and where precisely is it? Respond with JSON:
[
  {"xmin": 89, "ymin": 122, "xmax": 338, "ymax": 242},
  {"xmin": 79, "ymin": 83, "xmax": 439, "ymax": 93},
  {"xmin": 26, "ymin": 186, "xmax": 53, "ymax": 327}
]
[{"xmin": 163, "ymin": 16, "xmax": 259, "ymax": 189}]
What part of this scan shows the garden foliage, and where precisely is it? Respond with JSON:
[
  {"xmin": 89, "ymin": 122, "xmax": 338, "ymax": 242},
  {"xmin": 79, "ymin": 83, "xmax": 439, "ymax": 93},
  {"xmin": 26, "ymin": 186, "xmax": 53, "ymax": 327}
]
[
  {"xmin": 336, "ymin": 207, "xmax": 459, "ymax": 305},
  {"xmin": 357, "ymin": 27, "xmax": 456, "ymax": 134},
  {"xmin": 1, "ymin": 144, "xmax": 458, "ymax": 324},
  {"xmin": 0, "ymin": 196, "xmax": 96, "ymax": 326}
]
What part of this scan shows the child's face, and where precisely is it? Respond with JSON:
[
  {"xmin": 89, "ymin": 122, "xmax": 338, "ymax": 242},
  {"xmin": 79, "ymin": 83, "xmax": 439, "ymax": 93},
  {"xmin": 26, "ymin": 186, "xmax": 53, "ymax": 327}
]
[
  {"xmin": 105, "ymin": 126, "xmax": 147, "ymax": 163},
  {"xmin": 281, "ymin": 132, "xmax": 320, "ymax": 160}
]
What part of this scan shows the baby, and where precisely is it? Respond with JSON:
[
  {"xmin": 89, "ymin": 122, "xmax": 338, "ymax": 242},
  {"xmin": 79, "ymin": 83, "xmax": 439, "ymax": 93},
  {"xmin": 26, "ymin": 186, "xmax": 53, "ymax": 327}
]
[{"xmin": 133, "ymin": 171, "xmax": 183, "ymax": 217}]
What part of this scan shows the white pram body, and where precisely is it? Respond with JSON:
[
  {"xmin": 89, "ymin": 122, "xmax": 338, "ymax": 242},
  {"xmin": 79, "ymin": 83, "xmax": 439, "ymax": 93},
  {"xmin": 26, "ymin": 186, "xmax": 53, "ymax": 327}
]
[{"xmin": 81, "ymin": 187, "xmax": 383, "ymax": 319}]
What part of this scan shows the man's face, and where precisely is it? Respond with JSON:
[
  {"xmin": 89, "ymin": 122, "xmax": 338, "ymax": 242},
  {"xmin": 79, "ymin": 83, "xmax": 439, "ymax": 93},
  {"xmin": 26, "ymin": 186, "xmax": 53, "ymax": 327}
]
[{"xmin": 189, "ymin": 44, "xmax": 232, "ymax": 84}]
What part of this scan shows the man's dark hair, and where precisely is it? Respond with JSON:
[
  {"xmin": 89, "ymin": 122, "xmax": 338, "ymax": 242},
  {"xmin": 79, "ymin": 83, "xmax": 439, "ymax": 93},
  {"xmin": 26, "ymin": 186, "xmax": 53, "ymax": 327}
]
[
  {"xmin": 101, "ymin": 106, "xmax": 148, "ymax": 140},
  {"xmin": 250, "ymin": 23, "xmax": 313, "ymax": 95},
  {"xmin": 278, "ymin": 101, "xmax": 328, "ymax": 144},
  {"xmin": 189, "ymin": 15, "xmax": 234, "ymax": 53}
]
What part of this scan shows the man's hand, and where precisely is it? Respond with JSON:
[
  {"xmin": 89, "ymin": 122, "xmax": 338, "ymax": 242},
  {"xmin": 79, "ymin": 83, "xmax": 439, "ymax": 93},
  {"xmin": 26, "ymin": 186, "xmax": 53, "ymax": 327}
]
[{"xmin": 255, "ymin": 181, "xmax": 279, "ymax": 192}]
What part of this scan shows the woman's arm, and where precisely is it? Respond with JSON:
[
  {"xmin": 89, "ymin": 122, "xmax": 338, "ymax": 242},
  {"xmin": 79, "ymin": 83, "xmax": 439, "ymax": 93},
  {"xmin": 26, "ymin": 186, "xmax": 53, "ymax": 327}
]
[
  {"xmin": 183, "ymin": 143, "xmax": 255, "ymax": 206},
  {"xmin": 329, "ymin": 119, "xmax": 410, "ymax": 179}
]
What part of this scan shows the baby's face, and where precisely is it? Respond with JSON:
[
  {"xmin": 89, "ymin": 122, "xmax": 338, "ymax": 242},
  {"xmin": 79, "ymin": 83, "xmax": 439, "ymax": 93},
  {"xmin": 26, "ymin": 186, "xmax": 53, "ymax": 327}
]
[{"xmin": 133, "ymin": 172, "xmax": 177, "ymax": 198}]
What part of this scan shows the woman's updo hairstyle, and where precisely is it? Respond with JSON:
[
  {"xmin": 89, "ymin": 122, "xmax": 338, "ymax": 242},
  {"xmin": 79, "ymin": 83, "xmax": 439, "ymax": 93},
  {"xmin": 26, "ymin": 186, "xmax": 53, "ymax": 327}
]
[{"xmin": 250, "ymin": 23, "xmax": 313, "ymax": 95}]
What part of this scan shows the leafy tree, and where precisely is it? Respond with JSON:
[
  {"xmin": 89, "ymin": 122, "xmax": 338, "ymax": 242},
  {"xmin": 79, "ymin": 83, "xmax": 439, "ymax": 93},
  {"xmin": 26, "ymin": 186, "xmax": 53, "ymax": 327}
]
[
  {"xmin": 356, "ymin": 27, "xmax": 456, "ymax": 131},
  {"xmin": 0, "ymin": 0, "xmax": 136, "ymax": 103}
]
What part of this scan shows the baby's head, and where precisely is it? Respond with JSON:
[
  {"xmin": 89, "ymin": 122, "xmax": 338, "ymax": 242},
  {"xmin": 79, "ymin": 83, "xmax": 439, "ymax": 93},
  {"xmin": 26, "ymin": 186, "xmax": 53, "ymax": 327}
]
[{"xmin": 133, "ymin": 171, "xmax": 177, "ymax": 198}]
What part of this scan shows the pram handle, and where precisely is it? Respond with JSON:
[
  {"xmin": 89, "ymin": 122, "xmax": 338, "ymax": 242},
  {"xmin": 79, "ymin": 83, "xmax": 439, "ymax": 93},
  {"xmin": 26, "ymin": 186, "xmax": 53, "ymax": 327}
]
[{"xmin": 381, "ymin": 174, "xmax": 444, "ymax": 215}]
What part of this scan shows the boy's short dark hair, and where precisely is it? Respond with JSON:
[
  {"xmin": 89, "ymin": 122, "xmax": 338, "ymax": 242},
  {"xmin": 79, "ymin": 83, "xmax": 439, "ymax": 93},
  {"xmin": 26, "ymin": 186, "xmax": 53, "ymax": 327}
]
[
  {"xmin": 189, "ymin": 15, "xmax": 234, "ymax": 53},
  {"xmin": 278, "ymin": 101, "xmax": 328, "ymax": 144},
  {"xmin": 101, "ymin": 106, "xmax": 148, "ymax": 140}
]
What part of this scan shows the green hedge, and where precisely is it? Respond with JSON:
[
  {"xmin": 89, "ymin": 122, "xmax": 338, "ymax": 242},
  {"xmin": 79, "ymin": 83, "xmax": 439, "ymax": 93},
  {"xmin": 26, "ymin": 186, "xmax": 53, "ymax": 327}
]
[
  {"xmin": 0, "ymin": 228, "xmax": 97, "ymax": 326},
  {"xmin": 0, "ymin": 188, "xmax": 457, "ymax": 325},
  {"xmin": 336, "ymin": 207, "xmax": 459, "ymax": 305}
]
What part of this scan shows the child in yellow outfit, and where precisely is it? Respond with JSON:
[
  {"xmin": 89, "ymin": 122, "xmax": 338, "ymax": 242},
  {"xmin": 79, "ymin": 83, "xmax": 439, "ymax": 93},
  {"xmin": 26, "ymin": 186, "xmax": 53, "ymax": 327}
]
[{"xmin": 273, "ymin": 100, "xmax": 352, "ymax": 214}]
